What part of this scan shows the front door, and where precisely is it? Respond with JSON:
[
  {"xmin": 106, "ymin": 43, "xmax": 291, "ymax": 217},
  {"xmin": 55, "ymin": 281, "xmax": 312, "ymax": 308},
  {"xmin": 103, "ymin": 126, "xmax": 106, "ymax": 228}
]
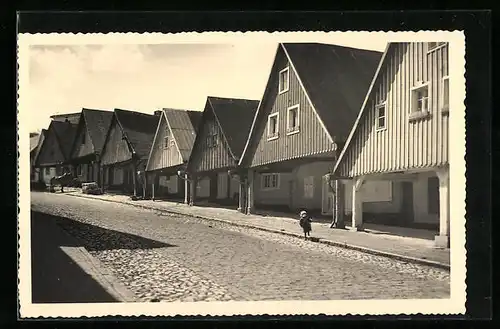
[{"xmin": 400, "ymin": 181, "xmax": 414, "ymax": 224}]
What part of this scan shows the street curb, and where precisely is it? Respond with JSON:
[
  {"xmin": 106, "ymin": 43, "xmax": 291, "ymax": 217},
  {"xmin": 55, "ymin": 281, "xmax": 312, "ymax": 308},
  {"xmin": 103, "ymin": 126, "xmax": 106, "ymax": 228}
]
[{"xmin": 66, "ymin": 193, "xmax": 450, "ymax": 271}]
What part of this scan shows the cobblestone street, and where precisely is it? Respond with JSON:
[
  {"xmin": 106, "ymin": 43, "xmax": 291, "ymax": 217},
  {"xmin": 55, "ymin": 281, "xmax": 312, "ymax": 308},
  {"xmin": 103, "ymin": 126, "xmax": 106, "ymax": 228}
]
[{"xmin": 30, "ymin": 192, "xmax": 450, "ymax": 302}]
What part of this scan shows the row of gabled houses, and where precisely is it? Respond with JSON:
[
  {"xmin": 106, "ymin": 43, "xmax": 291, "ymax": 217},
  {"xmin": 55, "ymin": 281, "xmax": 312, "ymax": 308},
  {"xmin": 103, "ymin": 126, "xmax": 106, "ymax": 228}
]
[{"xmin": 32, "ymin": 41, "xmax": 451, "ymax": 248}]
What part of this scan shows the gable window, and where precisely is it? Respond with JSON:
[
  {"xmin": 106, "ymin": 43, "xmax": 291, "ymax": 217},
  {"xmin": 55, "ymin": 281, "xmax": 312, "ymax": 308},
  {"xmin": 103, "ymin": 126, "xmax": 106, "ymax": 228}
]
[
  {"xmin": 267, "ymin": 112, "xmax": 279, "ymax": 140},
  {"xmin": 286, "ymin": 105, "xmax": 300, "ymax": 135},
  {"xmin": 278, "ymin": 67, "xmax": 290, "ymax": 94},
  {"xmin": 427, "ymin": 42, "xmax": 446, "ymax": 52},
  {"xmin": 164, "ymin": 136, "xmax": 170, "ymax": 149},
  {"xmin": 442, "ymin": 76, "xmax": 449, "ymax": 114},
  {"xmin": 375, "ymin": 102, "xmax": 386, "ymax": 131},
  {"xmin": 409, "ymin": 82, "xmax": 431, "ymax": 121},
  {"xmin": 261, "ymin": 173, "xmax": 280, "ymax": 190},
  {"xmin": 207, "ymin": 133, "xmax": 218, "ymax": 148}
]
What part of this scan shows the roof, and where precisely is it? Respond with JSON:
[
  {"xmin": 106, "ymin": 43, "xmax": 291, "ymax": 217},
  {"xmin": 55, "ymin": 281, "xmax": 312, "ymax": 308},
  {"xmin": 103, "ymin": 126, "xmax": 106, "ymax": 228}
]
[
  {"xmin": 114, "ymin": 109, "xmax": 160, "ymax": 160},
  {"xmin": 81, "ymin": 108, "xmax": 114, "ymax": 154},
  {"xmin": 50, "ymin": 112, "xmax": 81, "ymax": 125},
  {"xmin": 163, "ymin": 109, "xmax": 202, "ymax": 162},
  {"xmin": 30, "ymin": 134, "xmax": 40, "ymax": 153},
  {"xmin": 207, "ymin": 96, "xmax": 259, "ymax": 159},
  {"xmin": 332, "ymin": 43, "xmax": 393, "ymax": 176},
  {"xmin": 282, "ymin": 43, "xmax": 383, "ymax": 142},
  {"xmin": 51, "ymin": 120, "xmax": 78, "ymax": 160},
  {"xmin": 239, "ymin": 42, "xmax": 383, "ymax": 166}
]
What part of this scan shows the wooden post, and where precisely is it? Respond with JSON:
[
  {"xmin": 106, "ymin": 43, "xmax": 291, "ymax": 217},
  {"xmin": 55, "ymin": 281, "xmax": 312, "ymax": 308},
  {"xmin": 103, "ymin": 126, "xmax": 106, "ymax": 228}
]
[
  {"xmin": 237, "ymin": 177, "xmax": 245, "ymax": 212},
  {"xmin": 351, "ymin": 176, "xmax": 365, "ymax": 231},
  {"xmin": 435, "ymin": 168, "xmax": 450, "ymax": 248},
  {"xmin": 184, "ymin": 173, "xmax": 189, "ymax": 204},
  {"xmin": 246, "ymin": 169, "xmax": 254, "ymax": 214},
  {"xmin": 142, "ymin": 172, "xmax": 146, "ymax": 199},
  {"xmin": 132, "ymin": 163, "xmax": 137, "ymax": 197},
  {"xmin": 227, "ymin": 172, "xmax": 231, "ymax": 202},
  {"xmin": 189, "ymin": 175, "xmax": 197, "ymax": 206}
]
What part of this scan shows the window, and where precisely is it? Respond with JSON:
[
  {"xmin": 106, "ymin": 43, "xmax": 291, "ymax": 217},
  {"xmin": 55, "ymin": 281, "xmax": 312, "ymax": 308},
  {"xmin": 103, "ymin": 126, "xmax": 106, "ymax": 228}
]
[
  {"xmin": 304, "ymin": 176, "xmax": 314, "ymax": 199},
  {"xmin": 375, "ymin": 103, "xmax": 386, "ymax": 130},
  {"xmin": 206, "ymin": 133, "xmax": 218, "ymax": 148},
  {"xmin": 286, "ymin": 105, "xmax": 300, "ymax": 134},
  {"xmin": 267, "ymin": 113, "xmax": 279, "ymax": 140},
  {"xmin": 45, "ymin": 167, "xmax": 50, "ymax": 175},
  {"xmin": 442, "ymin": 76, "xmax": 449, "ymax": 113},
  {"xmin": 164, "ymin": 136, "xmax": 170, "ymax": 149},
  {"xmin": 427, "ymin": 42, "xmax": 446, "ymax": 52},
  {"xmin": 410, "ymin": 83, "xmax": 430, "ymax": 121},
  {"xmin": 278, "ymin": 67, "xmax": 289, "ymax": 94},
  {"xmin": 261, "ymin": 173, "xmax": 280, "ymax": 190}
]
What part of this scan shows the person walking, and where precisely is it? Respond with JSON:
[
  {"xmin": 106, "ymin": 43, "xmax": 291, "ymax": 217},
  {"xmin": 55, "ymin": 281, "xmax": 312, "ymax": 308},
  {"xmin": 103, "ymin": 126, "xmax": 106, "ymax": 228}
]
[{"xmin": 299, "ymin": 210, "xmax": 312, "ymax": 239}]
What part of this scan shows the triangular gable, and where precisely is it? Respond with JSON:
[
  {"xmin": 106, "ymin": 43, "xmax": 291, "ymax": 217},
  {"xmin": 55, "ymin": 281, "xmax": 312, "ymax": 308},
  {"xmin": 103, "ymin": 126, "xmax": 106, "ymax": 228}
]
[
  {"xmin": 69, "ymin": 111, "xmax": 96, "ymax": 159},
  {"xmin": 100, "ymin": 112, "xmax": 135, "ymax": 166},
  {"xmin": 82, "ymin": 109, "xmax": 114, "ymax": 155},
  {"xmin": 186, "ymin": 99, "xmax": 236, "ymax": 173},
  {"xmin": 332, "ymin": 43, "xmax": 393, "ymax": 177},
  {"xmin": 238, "ymin": 44, "xmax": 333, "ymax": 167},
  {"xmin": 35, "ymin": 122, "xmax": 66, "ymax": 166},
  {"xmin": 145, "ymin": 110, "xmax": 184, "ymax": 172}
]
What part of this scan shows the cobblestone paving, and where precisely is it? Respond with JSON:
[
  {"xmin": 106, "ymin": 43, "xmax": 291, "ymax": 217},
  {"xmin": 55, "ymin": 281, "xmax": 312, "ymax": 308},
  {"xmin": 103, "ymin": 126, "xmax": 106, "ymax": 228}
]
[{"xmin": 31, "ymin": 192, "xmax": 450, "ymax": 301}]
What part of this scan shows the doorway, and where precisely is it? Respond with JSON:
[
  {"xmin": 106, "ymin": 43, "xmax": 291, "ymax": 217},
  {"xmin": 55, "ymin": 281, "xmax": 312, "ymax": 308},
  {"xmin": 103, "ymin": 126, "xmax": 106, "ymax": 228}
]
[{"xmin": 400, "ymin": 181, "xmax": 414, "ymax": 224}]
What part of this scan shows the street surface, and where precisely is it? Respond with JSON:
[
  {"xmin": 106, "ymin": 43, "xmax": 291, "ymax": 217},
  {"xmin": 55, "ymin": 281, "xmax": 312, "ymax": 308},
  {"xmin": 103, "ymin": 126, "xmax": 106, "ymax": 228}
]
[{"xmin": 30, "ymin": 192, "xmax": 450, "ymax": 302}]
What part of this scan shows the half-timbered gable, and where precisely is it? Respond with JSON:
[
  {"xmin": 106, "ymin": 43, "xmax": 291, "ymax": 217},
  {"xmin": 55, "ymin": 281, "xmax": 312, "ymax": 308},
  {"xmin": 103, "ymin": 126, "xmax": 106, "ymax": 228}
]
[
  {"xmin": 239, "ymin": 43, "xmax": 383, "ymax": 169},
  {"xmin": 334, "ymin": 42, "xmax": 450, "ymax": 178},
  {"xmin": 188, "ymin": 97, "xmax": 259, "ymax": 174},
  {"xmin": 146, "ymin": 109, "xmax": 201, "ymax": 172}
]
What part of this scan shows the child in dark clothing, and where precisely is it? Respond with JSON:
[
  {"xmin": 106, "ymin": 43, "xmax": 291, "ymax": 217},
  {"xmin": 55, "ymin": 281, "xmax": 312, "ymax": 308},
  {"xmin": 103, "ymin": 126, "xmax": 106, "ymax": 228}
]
[{"xmin": 299, "ymin": 210, "xmax": 312, "ymax": 239}]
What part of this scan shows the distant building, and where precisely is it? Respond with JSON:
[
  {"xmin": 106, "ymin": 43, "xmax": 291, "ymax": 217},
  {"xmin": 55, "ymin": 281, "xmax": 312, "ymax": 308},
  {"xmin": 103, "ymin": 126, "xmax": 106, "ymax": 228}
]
[{"xmin": 50, "ymin": 112, "xmax": 81, "ymax": 125}]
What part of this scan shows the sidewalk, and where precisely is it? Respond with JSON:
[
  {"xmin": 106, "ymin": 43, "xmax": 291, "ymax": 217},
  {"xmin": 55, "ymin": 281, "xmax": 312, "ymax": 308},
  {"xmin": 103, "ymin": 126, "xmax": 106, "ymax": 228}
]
[{"xmin": 65, "ymin": 191, "xmax": 450, "ymax": 270}]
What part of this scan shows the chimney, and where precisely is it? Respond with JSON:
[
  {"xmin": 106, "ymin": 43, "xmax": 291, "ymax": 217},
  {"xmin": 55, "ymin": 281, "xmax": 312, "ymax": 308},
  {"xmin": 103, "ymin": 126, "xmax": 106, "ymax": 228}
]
[{"xmin": 154, "ymin": 110, "xmax": 162, "ymax": 116}]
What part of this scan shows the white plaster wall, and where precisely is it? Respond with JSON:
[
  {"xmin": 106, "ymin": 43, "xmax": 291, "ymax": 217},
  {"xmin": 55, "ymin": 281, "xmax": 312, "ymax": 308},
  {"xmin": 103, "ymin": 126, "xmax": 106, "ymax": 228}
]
[
  {"xmin": 41, "ymin": 167, "xmax": 56, "ymax": 184},
  {"xmin": 293, "ymin": 162, "xmax": 332, "ymax": 211},
  {"xmin": 229, "ymin": 175, "xmax": 240, "ymax": 198},
  {"xmin": 342, "ymin": 180, "xmax": 401, "ymax": 215},
  {"xmin": 254, "ymin": 172, "xmax": 293, "ymax": 206},
  {"xmin": 166, "ymin": 175, "xmax": 178, "ymax": 194},
  {"xmin": 412, "ymin": 171, "xmax": 439, "ymax": 224},
  {"xmin": 197, "ymin": 177, "xmax": 210, "ymax": 198}
]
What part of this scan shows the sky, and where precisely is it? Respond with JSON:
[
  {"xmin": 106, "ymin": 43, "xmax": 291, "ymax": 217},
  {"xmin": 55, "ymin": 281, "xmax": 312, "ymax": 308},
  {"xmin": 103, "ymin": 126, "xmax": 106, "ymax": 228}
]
[{"xmin": 28, "ymin": 38, "xmax": 388, "ymax": 133}]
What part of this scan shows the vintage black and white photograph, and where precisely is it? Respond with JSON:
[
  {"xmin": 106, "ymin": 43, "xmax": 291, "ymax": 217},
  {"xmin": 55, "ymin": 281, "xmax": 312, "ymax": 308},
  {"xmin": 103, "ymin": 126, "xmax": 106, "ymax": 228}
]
[{"xmin": 18, "ymin": 31, "xmax": 466, "ymax": 317}]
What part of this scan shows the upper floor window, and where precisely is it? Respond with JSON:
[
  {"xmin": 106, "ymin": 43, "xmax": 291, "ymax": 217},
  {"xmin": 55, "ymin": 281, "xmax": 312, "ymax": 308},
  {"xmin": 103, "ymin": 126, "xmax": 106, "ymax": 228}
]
[
  {"xmin": 409, "ymin": 82, "xmax": 430, "ymax": 121},
  {"xmin": 207, "ymin": 133, "xmax": 218, "ymax": 148},
  {"xmin": 375, "ymin": 102, "xmax": 386, "ymax": 131},
  {"xmin": 267, "ymin": 112, "xmax": 279, "ymax": 141},
  {"xmin": 427, "ymin": 42, "xmax": 447, "ymax": 52},
  {"xmin": 286, "ymin": 104, "xmax": 300, "ymax": 135},
  {"xmin": 278, "ymin": 67, "xmax": 290, "ymax": 94},
  {"xmin": 442, "ymin": 76, "xmax": 449, "ymax": 114},
  {"xmin": 164, "ymin": 136, "xmax": 170, "ymax": 149},
  {"xmin": 261, "ymin": 173, "xmax": 280, "ymax": 190}
]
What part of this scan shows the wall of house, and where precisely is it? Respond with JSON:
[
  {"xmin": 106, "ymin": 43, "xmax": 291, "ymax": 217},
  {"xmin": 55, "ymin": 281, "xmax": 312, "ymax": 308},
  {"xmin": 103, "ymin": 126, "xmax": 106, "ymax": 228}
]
[
  {"xmin": 190, "ymin": 110, "xmax": 235, "ymax": 173},
  {"xmin": 72, "ymin": 120, "xmax": 94, "ymax": 159},
  {"xmin": 338, "ymin": 42, "xmax": 450, "ymax": 177},
  {"xmin": 196, "ymin": 177, "xmax": 210, "ymax": 198},
  {"xmin": 146, "ymin": 115, "xmax": 183, "ymax": 171},
  {"xmin": 249, "ymin": 49, "xmax": 336, "ymax": 168},
  {"xmin": 254, "ymin": 172, "xmax": 292, "ymax": 207},
  {"xmin": 40, "ymin": 167, "xmax": 57, "ymax": 184},
  {"xmin": 101, "ymin": 119, "xmax": 133, "ymax": 166},
  {"xmin": 412, "ymin": 171, "xmax": 440, "ymax": 224},
  {"xmin": 342, "ymin": 180, "xmax": 402, "ymax": 214},
  {"xmin": 113, "ymin": 166, "xmax": 124, "ymax": 185},
  {"xmin": 216, "ymin": 173, "xmax": 240, "ymax": 200}
]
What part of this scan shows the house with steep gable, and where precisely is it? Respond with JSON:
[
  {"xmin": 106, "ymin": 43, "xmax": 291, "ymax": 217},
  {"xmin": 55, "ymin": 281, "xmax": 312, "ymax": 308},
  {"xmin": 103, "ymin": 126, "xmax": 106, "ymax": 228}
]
[
  {"xmin": 100, "ymin": 109, "xmax": 160, "ymax": 196},
  {"xmin": 30, "ymin": 130, "xmax": 47, "ymax": 182},
  {"xmin": 238, "ymin": 42, "xmax": 389, "ymax": 217},
  {"xmin": 35, "ymin": 118, "xmax": 78, "ymax": 184},
  {"xmin": 331, "ymin": 42, "xmax": 450, "ymax": 247},
  {"xmin": 145, "ymin": 108, "xmax": 202, "ymax": 202},
  {"xmin": 185, "ymin": 96, "xmax": 259, "ymax": 207},
  {"xmin": 68, "ymin": 108, "xmax": 114, "ymax": 186}
]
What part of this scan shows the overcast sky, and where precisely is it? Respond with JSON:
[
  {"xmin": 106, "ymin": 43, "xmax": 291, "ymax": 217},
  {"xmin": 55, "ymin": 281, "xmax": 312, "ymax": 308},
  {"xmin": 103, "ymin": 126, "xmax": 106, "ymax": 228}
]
[{"xmin": 28, "ymin": 39, "xmax": 388, "ymax": 133}]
